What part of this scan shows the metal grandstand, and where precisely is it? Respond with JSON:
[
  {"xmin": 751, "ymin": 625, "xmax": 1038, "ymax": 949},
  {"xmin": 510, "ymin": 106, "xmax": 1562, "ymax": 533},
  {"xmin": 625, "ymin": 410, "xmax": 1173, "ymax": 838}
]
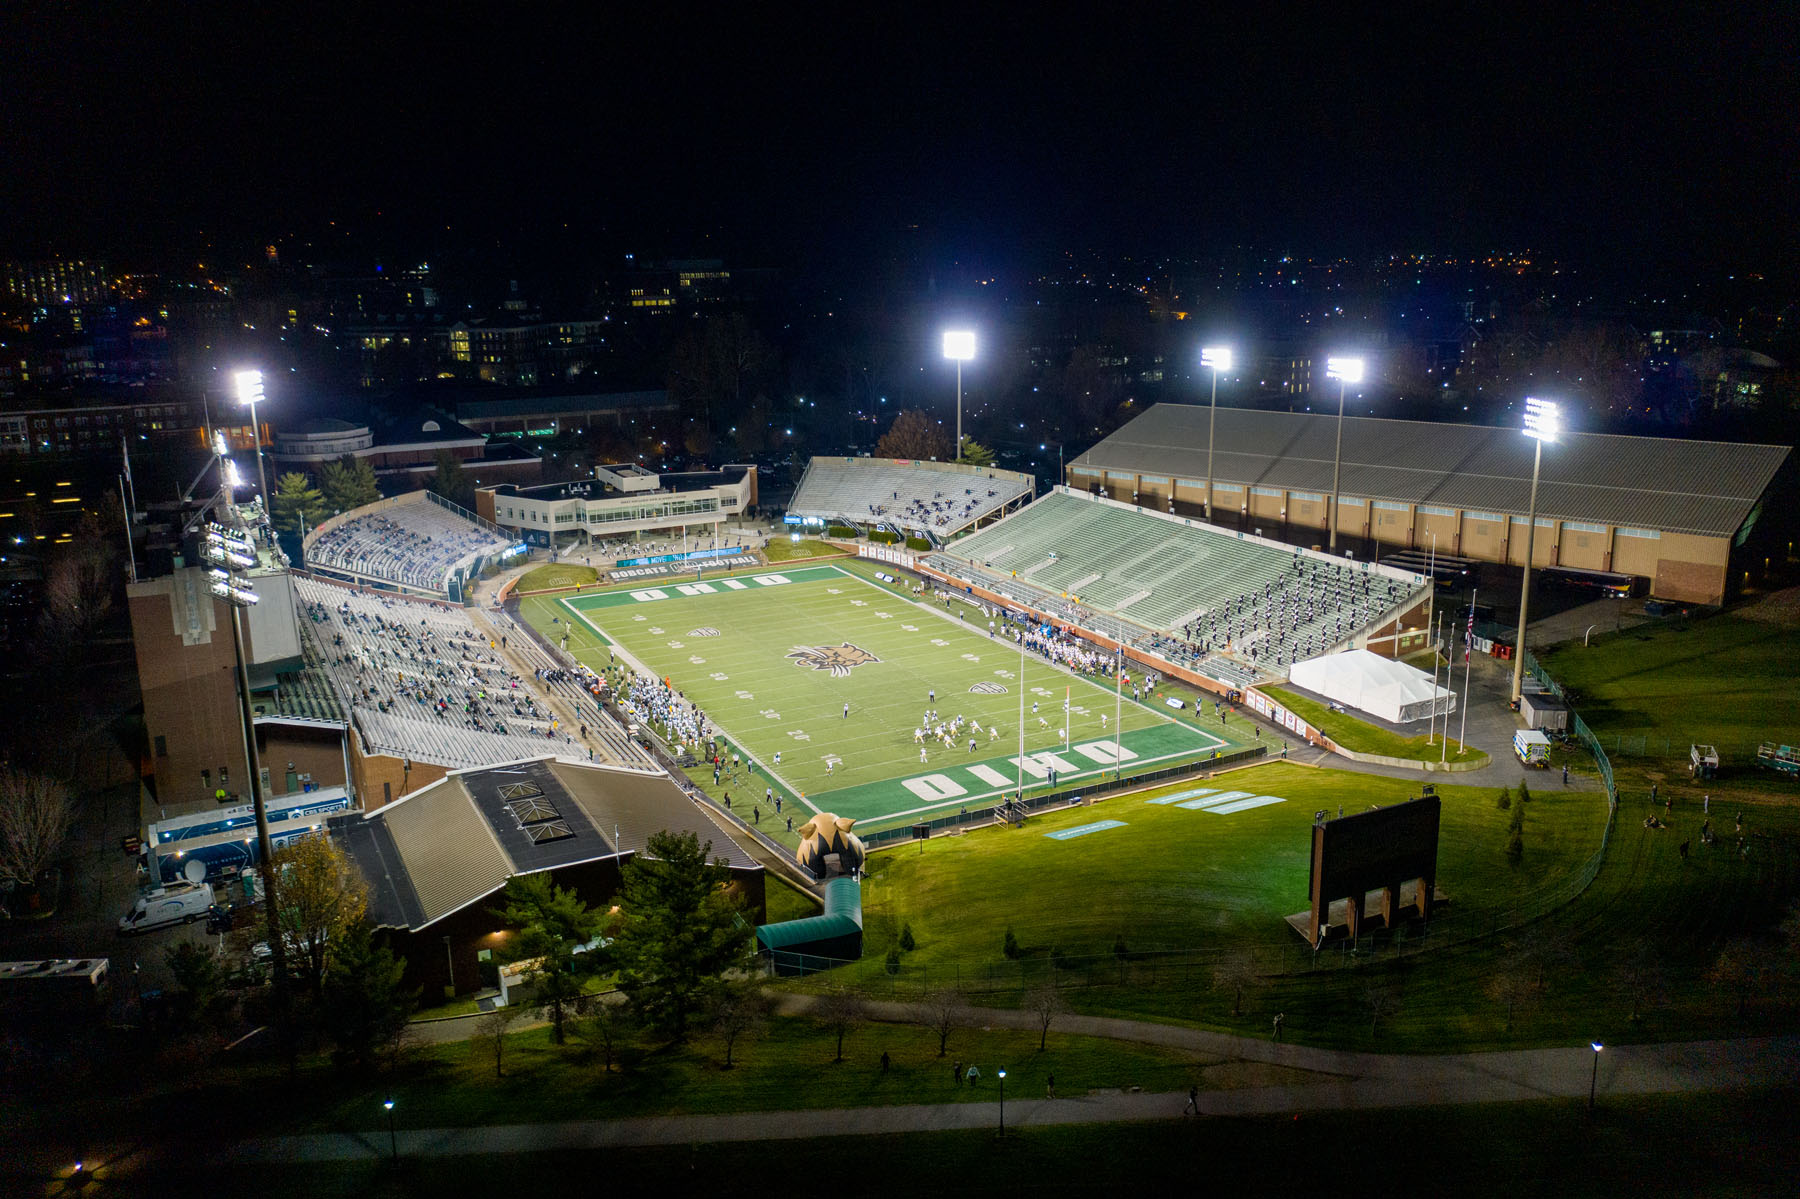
[
  {"xmin": 788, "ymin": 456, "xmax": 1034, "ymax": 541},
  {"xmin": 932, "ymin": 488, "xmax": 1431, "ymax": 685}
]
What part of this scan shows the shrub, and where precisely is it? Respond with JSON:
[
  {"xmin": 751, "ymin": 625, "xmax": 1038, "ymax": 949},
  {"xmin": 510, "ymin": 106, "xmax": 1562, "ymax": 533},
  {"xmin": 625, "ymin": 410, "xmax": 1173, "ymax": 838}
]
[
  {"xmin": 868, "ymin": 530, "xmax": 901, "ymax": 545},
  {"xmin": 827, "ymin": 525, "xmax": 858, "ymax": 539},
  {"xmin": 1496, "ymin": 787, "xmax": 1512, "ymax": 810},
  {"xmin": 885, "ymin": 948, "xmax": 901, "ymax": 975},
  {"xmin": 899, "ymin": 923, "xmax": 916, "ymax": 952},
  {"xmin": 1506, "ymin": 826, "xmax": 1525, "ymax": 862},
  {"xmin": 1002, "ymin": 927, "xmax": 1020, "ymax": 960},
  {"xmin": 1516, "ymin": 779, "xmax": 1532, "ymax": 806},
  {"xmin": 904, "ymin": 536, "xmax": 933, "ymax": 551}
]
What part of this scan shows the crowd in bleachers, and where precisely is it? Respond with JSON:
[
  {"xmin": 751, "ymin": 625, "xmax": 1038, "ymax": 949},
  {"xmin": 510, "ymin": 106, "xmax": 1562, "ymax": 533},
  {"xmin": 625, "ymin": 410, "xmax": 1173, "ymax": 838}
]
[
  {"xmin": 1172, "ymin": 551, "xmax": 1414, "ymax": 670},
  {"xmin": 569, "ymin": 529, "xmax": 767, "ymax": 567},
  {"xmin": 307, "ymin": 503, "xmax": 512, "ymax": 593},
  {"xmin": 295, "ymin": 576, "xmax": 603, "ymax": 769},
  {"xmin": 789, "ymin": 458, "xmax": 1031, "ymax": 538}
]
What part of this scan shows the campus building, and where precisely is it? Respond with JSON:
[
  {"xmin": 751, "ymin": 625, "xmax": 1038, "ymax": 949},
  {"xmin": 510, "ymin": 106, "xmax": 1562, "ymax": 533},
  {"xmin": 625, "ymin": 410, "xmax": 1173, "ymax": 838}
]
[
  {"xmin": 475, "ymin": 463, "xmax": 758, "ymax": 549},
  {"xmin": 1068, "ymin": 405, "xmax": 1793, "ymax": 606}
]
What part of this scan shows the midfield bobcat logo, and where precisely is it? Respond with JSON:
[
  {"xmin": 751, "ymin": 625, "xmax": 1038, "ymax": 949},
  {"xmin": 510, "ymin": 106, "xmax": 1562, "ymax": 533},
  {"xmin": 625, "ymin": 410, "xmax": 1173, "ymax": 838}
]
[{"xmin": 787, "ymin": 642, "xmax": 880, "ymax": 677}]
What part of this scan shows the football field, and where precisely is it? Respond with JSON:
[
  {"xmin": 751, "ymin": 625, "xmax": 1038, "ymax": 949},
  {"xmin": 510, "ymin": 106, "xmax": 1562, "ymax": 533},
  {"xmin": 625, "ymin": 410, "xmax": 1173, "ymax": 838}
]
[{"xmin": 520, "ymin": 563, "xmax": 1244, "ymax": 826}]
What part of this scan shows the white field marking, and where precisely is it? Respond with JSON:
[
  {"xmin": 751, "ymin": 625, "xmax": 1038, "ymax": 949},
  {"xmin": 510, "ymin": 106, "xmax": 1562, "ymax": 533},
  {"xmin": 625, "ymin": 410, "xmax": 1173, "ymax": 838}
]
[
  {"xmin": 710, "ymin": 672, "xmax": 730, "ymax": 681},
  {"xmin": 722, "ymin": 579, "xmax": 749, "ymax": 590},
  {"xmin": 630, "ymin": 589, "xmax": 668, "ymax": 601},
  {"xmin": 675, "ymin": 582, "xmax": 716, "ymax": 596},
  {"xmin": 968, "ymin": 764, "xmax": 1012, "ymax": 786},
  {"xmin": 734, "ymin": 690, "xmax": 755, "ymax": 700},
  {"xmin": 902, "ymin": 773, "xmax": 968, "ymax": 802}
]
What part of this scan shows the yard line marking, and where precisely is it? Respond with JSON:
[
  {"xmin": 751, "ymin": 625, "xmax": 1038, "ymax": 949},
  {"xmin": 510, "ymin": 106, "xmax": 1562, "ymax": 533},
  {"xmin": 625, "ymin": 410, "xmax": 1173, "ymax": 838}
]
[
  {"xmin": 1179, "ymin": 789, "xmax": 1255, "ymax": 809},
  {"xmin": 1207, "ymin": 795, "xmax": 1287, "ymax": 815},
  {"xmin": 1045, "ymin": 819, "xmax": 1126, "ymax": 840},
  {"xmin": 1147, "ymin": 787, "xmax": 1219, "ymax": 805}
]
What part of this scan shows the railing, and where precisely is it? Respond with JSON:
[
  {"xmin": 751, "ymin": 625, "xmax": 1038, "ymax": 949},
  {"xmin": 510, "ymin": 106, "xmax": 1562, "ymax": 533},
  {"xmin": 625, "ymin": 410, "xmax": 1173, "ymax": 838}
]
[{"xmin": 858, "ymin": 745, "xmax": 1268, "ymax": 846}]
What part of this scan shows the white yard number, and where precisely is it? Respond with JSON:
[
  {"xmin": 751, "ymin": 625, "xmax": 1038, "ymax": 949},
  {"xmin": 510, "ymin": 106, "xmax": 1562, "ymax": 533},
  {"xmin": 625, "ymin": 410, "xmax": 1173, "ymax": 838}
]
[{"xmin": 630, "ymin": 590, "xmax": 668, "ymax": 602}]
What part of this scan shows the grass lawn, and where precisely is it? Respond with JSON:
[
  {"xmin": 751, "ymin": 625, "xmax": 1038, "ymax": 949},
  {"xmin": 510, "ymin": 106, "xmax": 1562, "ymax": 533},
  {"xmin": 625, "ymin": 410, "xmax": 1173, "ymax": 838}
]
[
  {"xmin": 848, "ymin": 762, "xmax": 1604, "ymax": 989},
  {"xmin": 763, "ymin": 537, "xmax": 849, "ymax": 562},
  {"xmin": 287, "ymin": 1013, "xmax": 1245, "ymax": 1133},
  {"xmin": 216, "ymin": 1089, "xmax": 1800, "ymax": 1199},
  {"xmin": 1270, "ymin": 684, "xmax": 1489, "ymax": 768},
  {"xmin": 514, "ymin": 562, "xmax": 599, "ymax": 592},
  {"xmin": 1541, "ymin": 608, "xmax": 1800, "ymax": 765},
  {"xmin": 521, "ymin": 562, "xmax": 1248, "ymax": 831}
]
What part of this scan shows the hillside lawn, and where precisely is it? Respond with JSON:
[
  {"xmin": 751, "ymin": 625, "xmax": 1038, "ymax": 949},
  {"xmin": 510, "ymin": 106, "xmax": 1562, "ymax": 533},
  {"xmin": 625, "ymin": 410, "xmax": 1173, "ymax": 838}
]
[
  {"xmin": 1540, "ymin": 607, "xmax": 1800, "ymax": 765},
  {"xmin": 762, "ymin": 537, "xmax": 850, "ymax": 562},
  {"xmin": 514, "ymin": 562, "xmax": 600, "ymax": 592},
  {"xmin": 1268, "ymin": 684, "xmax": 1489, "ymax": 768}
]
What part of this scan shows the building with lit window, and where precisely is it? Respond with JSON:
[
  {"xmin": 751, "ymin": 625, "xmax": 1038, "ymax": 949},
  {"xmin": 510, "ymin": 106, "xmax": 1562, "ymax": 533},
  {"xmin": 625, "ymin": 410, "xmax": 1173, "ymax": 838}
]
[
  {"xmin": 437, "ymin": 318, "xmax": 609, "ymax": 385},
  {"xmin": 476, "ymin": 463, "xmax": 757, "ymax": 549}
]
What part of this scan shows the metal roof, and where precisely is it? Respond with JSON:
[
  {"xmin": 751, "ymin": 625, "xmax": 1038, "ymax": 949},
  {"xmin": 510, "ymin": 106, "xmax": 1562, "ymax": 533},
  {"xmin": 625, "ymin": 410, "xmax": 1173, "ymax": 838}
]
[{"xmin": 1071, "ymin": 405, "xmax": 1791, "ymax": 538}]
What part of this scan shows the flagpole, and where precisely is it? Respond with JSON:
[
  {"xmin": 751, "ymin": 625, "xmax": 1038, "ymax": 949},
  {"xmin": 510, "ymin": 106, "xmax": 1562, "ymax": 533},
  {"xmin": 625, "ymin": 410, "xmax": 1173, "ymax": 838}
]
[
  {"xmin": 1426, "ymin": 535, "xmax": 1438, "ymax": 745},
  {"xmin": 1428, "ymin": 609, "xmax": 1440, "ymax": 745},
  {"xmin": 1114, "ymin": 645, "xmax": 1123, "ymax": 782},
  {"xmin": 1016, "ymin": 621, "xmax": 1026, "ymax": 805},
  {"xmin": 1458, "ymin": 587, "xmax": 1476, "ymax": 752}
]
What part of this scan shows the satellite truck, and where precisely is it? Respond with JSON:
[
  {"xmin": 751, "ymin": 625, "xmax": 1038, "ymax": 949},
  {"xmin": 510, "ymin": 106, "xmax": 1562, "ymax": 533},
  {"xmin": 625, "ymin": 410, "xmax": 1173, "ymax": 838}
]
[{"xmin": 118, "ymin": 880, "xmax": 214, "ymax": 935}]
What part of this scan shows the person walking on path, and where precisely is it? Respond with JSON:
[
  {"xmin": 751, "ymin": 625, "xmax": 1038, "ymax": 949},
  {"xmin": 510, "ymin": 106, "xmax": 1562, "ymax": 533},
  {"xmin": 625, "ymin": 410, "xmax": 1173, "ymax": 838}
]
[
  {"xmin": 880, "ymin": 1051, "xmax": 890, "ymax": 1073},
  {"xmin": 966, "ymin": 1065, "xmax": 980, "ymax": 1089},
  {"xmin": 1273, "ymin": 1013, "xmax": 1285, "ymax": 1042},
  {"xmin": 1704, "ymin": 794, "xmax": 1710, "ymax": 814},
  {"xmin": 1562, "ymin": 765, "xmax": 1569, "ymax": 785},
  {"xmin": 1046, "ymin": 1073, "xmax": 1056, "ymax": 1100},
  {"xmin": 952, "ymin": 1060, "xmax": 963, "ymax": 1087},
  {"xmin": 1183, "ymin": 1085, "xmax": 1199, "ymax": 1116}
]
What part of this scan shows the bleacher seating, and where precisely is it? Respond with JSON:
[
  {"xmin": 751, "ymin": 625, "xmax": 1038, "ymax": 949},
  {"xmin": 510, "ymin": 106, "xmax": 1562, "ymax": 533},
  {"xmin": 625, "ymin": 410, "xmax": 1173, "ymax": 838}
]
[
  {"xmin": 295, "ymin": 576, "xmax": 605, "ymax": 770},
  {"xmin": 938, "ymin": 492, "xmax": 1427, "ymax": 677},
  {"xmin": 305, "ymin": 501, "xmax": 512, "ymax": 594},
  {"xmin": 789, "ymin": 458, "xmax": 1032, "ymax": 538}
]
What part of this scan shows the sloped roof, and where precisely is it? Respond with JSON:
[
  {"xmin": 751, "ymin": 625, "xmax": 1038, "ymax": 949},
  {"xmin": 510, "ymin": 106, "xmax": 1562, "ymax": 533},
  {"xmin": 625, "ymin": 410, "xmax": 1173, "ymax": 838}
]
[
  {"xmin": 337, "ymin": 755, "xmax": 758, "ymax": 931},
  {"xmin": 1072, "ymin": 404, "xmax": 1791, "ymax": 538}
]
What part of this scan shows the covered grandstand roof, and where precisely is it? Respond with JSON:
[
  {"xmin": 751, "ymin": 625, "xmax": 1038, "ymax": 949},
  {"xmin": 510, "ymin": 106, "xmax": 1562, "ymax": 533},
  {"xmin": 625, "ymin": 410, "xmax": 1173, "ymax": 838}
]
[
  {"xmin": 1072, "ymin": 405, "xmax": 1791, "ymax": 538},
  {"xmin": 333, "ymin": 756, "xmax": 757, "ymax": 931}
]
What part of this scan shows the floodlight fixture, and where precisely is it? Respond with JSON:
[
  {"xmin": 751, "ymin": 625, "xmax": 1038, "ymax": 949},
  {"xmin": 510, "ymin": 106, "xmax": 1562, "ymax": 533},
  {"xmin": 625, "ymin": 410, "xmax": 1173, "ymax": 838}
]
[
  {"xmin": 1200, "ymin": 345, "xmax": 1234, "ymax": 520},
  {"xmin": 1523, "ymin": 396, "xmax": 1561, "ymax": 442},
  {"xmin": 233, "ymin": 369, "xmax": 264, "ymax": 406},
  {"xmin": 942, "ymin": 330, "xmax": 976, "ymax": 361},
  {"xmin": 1325, "ymin": 356, "xmax": 1365, "ymax": 383},
  {"xmin": 1200, "ymin": 345, "xmax": 1233, "ymax": 372}
]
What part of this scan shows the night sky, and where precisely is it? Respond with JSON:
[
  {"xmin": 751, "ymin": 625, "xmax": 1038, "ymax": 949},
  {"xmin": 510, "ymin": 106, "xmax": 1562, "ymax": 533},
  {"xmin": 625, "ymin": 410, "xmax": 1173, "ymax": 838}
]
[{"xmin": 4, "ymin": 4, "xmax": 1796, "ymax": 280}]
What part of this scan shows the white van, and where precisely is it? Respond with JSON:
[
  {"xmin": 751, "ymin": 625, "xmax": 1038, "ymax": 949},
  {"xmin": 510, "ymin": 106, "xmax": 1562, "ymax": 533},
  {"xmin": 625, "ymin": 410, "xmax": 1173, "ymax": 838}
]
[{"xmin": 118, "ymin": 881, "xmax": 214, "ymax": 935}]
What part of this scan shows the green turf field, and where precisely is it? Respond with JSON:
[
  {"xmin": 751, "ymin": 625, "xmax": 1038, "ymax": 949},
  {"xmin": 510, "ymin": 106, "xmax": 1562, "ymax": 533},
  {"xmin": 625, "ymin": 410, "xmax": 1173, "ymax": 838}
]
[{"xmin": 521, "ymin": 563, "xmax": 1249, "ymax": 826}]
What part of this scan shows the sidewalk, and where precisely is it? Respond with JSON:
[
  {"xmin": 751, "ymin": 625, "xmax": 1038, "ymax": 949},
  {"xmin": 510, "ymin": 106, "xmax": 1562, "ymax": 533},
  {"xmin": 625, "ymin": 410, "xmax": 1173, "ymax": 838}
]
[{"xmin": 221, "ymin": 1031, "xmax": 1800, "ymax": 1162}]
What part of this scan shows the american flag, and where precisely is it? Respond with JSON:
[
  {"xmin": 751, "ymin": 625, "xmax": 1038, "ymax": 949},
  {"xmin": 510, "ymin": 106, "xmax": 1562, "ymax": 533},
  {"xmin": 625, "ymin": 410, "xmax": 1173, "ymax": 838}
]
[{"xmin": 1464, "ymin": 603, "xmax": 1475, "ymax": 662}]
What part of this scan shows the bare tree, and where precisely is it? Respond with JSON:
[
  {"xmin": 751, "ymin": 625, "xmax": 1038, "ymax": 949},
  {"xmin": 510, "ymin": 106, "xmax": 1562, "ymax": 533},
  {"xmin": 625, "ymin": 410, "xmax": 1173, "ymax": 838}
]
[
  {"xmin": 575, "ymin": 998, "xmax": 637, "ymax": 1074},
  {"xmin": 1364, "ymin": 983, "xmax": 1400, "ymax": 1038},
  {"xmin": 1517, "ymin": 925, "xmax": 1579, "ymax": 993},
  {"xmin": 1709, "ymin": 937, "xmax": 1777, "ymax": 1018},
  {"xmin": 709, "ymin": 982, "xmax": 770, "ymax": 1068},
  {"xmin": 0, "ymin": 767, "xmax": 73, "ymax": 892},
  {"xmin": 475, "ymin": 1002, "xmax": 526, "ymax": 1079},
  {"xmin": 1485, "ymin": 962, "xmax": 1540, "ymax": 1031},
  {"xmin": 920, "ymin": 988, "xmax": 969, "ymax": 1057},
  {"xmin": 1211, "ymin": 952, "xmax": 1258, "ymax": 1017},
  {"xmin": 1023, "ymin": 984, "xmax": 1069, "ymax": 1051},
  {"xmin": 815, "ymin": 986, "xmax": 867, "ymax": 1063},
  {"xmin": 1610, "ymin": 938, "xmax": 1667, "ymax": 1024}
]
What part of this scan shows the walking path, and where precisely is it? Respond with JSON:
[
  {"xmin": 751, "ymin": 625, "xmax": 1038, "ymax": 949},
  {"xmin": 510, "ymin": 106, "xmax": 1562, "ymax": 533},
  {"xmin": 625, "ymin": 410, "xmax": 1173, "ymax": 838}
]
[{"xmin": 222, "ymin": 991, "xmax": 1800, "ymax": 1163}]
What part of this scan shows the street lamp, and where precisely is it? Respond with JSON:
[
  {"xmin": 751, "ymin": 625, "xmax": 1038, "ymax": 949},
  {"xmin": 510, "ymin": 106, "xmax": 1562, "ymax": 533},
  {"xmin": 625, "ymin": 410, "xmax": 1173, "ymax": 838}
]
[
  {"xmin": 996, "ymin": 1067, "xmax": 1007, "ymax": 1137},
  {"xmin": 1587, "ymin": 1041, "xmax": 1603, "ymax": 1111},
  {"xmin": 384, "ymin": 1098, "xmax": 398, "ymax": 1160},
  {"xmin": 234, "ymin": 369, "xmax": 270, "ymax": 507},
  {"xmin": 1200, "ymin": 346, "xmax": 1232, "ymax": 522},
  {"xmin": 943, "ymin": 330, "xmax": 975, "ymax": 463},
  {"xmin": 1512, "ymin": 397, "xmax": 1560, "ymax": 703},
  {"xmin": 201, "ymin": 523, "xmax": 291, "ymax": 1032},
  {"xmin": 1324, "ymin": 356, "xmax": 1365, "ymax": 552}
]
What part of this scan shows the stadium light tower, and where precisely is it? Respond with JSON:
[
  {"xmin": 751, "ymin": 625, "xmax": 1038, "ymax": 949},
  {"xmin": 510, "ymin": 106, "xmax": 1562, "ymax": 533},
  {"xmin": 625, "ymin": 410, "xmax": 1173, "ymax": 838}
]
[
  {"xmin": 201, "ymin": 522, "xmax": 292, "ymax": 1032},
  {"xmin": 1325, "ymin": 356, "xmax": 1366, "ymax": 551},
  {"xmin": 1511, "ymin": 397, "xmax": 1560, "ymax": 703},
  {"xmin": 234, "ymin": 369, "xmax": 270, "ymax": 506},
  {"xmin": 943, "ymin": 330, "xmax": 975, "ymax": 463},
  {"xmin": 1200, "ymin": 346, "xmax": 1233, "ymax": 522}
]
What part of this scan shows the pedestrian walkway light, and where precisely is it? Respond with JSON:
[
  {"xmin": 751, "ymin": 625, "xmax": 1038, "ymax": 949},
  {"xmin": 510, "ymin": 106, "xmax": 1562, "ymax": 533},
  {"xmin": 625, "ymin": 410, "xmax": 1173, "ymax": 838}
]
[
  {"xmin": 996, "ymin": 1067, "xmax": 1007, "ymax": 1137},
  {"xmin": 384, "ymin": 1098, "xmax": 398, "ymax": 1160},
  {"xmin": 1588, "ymin": 1041, "xmax": 1603, "ymax": 1110}
]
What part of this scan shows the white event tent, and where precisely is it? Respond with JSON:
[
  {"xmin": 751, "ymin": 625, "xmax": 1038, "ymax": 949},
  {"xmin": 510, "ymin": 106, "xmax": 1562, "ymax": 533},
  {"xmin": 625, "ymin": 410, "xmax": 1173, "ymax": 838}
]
[{"xmin": 1288, "ymin": 649, "xmax": 1455, "ymax": 725}]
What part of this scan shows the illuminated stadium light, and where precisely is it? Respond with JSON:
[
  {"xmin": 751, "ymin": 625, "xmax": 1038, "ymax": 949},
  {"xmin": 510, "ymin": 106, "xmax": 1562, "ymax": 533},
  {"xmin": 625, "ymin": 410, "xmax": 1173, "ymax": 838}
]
[
  {"xmin": 1200, "ymin": 346, "xmax": 1233, "ymax": 521},
  {"xmin": 207, "ymin": 568, "xmax": 259, "ymax": 606},
  {"xmin": 1200, "ymin": 345, "xmax": 1232, "ymax": 372},
  {"xmin": 1523, "ymin": 396, "xmax": 1560, "ymax": 442},
  {"xmin": 941, "ymin": 330, "xmax": 976, "ymax": 361},
  {"xmin": 1325, "ymin": 356, "xmax": 1365, "ymax": 383},
  {"xmin": 233, "ymin": 369, "xmax": 264, "ymax": 406}
]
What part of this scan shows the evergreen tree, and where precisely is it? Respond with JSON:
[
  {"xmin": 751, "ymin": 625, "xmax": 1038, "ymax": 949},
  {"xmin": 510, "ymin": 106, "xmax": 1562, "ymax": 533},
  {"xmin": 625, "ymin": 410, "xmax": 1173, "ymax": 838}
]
[
  {"xmin": 319, "ymin": 454, "xmax": 381, "ymax": 514},
  {"xmin": 956, "ymin": 436, "xmax": 996, "ymax": 467},
  {"xmin": 424, "ymin": 450, "xmax": 476, "ymax": 509},
  {"xmin": 321, "ymin": 923, "xmax": 417, "ymax": 1072},
  {"xmin": 494, "ymin": 872, "xmax": 608, "ymax": 1044},
  {"xmin": 612, "ymin": 830, "xmax": 753, "ymax": 1041},
  {"xmin": 271, "ymin": 471, "xmax": 328, "ymax": 534}
]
